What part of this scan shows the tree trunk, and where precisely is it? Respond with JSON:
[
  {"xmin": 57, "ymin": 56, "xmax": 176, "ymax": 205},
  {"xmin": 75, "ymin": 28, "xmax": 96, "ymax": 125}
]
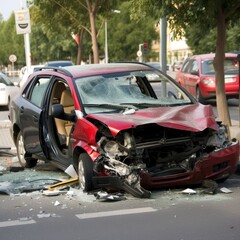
[
  {"xmin": 77, "ymin": 29, "xmax": 85, "ymax": 65},
  {"xmin": 214, "ymin": 7, "xmax": 231, "ymax": 127},
  {"xmin": 89, "ymin": 10, "xmax": 99, "ymax": 63}
]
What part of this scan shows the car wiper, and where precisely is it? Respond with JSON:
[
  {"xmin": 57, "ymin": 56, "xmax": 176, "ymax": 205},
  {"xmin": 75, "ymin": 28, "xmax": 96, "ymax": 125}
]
[
  {"xmin": 120, "ymin": 102, "xmax": 163, "ymax": 108},
  {"xmin": 83, "ymin": 103, "xmax": 137, "ymax": 110}
]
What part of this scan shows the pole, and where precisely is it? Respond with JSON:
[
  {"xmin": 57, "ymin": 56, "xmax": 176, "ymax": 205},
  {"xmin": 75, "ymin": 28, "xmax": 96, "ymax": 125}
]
[
  {"xmin": 21, "ymin": 0, "xmax": 31, "ymax": 72},
  {"xmin": 160, "ymin": 17, "xmax": 167, "ymax": 73},
  {"xmin": 24, "ymin": 33, "xmax": 31, "ymax": 72},
  {"xmin": 105, "ymin": 20, "xmax": 108, "ymax": 64}
]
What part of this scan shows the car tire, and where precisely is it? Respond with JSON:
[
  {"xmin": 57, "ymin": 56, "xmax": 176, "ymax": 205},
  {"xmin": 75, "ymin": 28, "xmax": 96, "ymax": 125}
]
[
  {"xmin": 16, "ymin": 131, "xmax": 37, "ymax": 168},
  {"xmin": 196, "ymin": 86, "xmax": 205, "ymax": 104},
  {"xmin": 78, "ymin": 153, "xmax": 94, "ymax": 192}
]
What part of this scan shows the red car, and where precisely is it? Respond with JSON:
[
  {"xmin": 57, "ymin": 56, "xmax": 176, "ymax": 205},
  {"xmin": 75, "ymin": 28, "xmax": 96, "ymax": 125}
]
[
  {"xmin": 175, "ymin": 53, "xmax": 239, "ymax": 103},
  {"xmin": 9, "ymin": 63, "xmax": 239, "ymax": 198}
]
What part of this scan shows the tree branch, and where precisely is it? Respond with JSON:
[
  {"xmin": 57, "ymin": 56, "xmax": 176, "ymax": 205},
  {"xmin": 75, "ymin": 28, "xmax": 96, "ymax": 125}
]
[{"xmin": 51, "ymin": 0, "xmax": 91, "ymax": 35}]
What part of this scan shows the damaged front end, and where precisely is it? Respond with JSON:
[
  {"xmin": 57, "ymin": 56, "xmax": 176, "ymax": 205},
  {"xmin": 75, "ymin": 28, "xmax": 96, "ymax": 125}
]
[{"xmin": 91, "ymin": 121, "xmax": 239, "ymax": 198}]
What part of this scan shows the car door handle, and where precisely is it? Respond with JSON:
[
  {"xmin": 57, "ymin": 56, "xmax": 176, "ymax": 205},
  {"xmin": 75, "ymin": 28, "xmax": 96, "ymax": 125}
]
[
  {"xmin": 20, "ymin": 106, "xmax": 24, "ymax": 114},
  {"xmin": 33, "ymin": 115, "xmax": 39, "ymax": 123}
]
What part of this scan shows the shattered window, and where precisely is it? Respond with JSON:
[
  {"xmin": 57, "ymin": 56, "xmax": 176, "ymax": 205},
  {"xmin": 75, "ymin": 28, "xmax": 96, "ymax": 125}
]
[{"xmin": 75, "ymin": 71, "xmax": 191, "ymax": 113}]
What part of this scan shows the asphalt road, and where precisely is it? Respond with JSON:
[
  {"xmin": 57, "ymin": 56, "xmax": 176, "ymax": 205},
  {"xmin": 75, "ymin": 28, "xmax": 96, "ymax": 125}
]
[{"xmin": 0, "ymin": 175, "xmax": 240, "ymax": 240}]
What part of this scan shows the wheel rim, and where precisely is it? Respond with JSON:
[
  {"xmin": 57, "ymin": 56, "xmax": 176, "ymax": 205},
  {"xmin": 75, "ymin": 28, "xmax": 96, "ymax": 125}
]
[
  {"xmin": 17, "ymin": 134, "xmax": 26, "ymax": 166},
  {"xmin": 78, "ymin": 160, "xmax": 85, "ymax": 190}
]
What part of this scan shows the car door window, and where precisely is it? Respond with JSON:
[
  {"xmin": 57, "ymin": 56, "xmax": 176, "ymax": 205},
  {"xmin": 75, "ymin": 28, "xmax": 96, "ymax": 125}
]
[
  {"xmin": 189, "ymin": 60, "xmax": 199, "ymax": 74},
  {"xmin": 181, "ymin": 59, "xmax": 191, "ymax": 73},
  {"xmin": 28, "ymin": 77, "xmax": 51, "ymax": 107}
]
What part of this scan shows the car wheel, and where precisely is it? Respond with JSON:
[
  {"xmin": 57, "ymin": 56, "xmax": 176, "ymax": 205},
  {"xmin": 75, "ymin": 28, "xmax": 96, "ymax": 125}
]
[
  {"xmin": 196, "ymin": 87, "xmax": 205, "ymax": 104},
  {"xmin": 78, "ymin": 153, "xmax": 94, "ymax": 192},
  {"xmin": 16, "ymin": 131, "xmax": 37, "ymax": 168}
]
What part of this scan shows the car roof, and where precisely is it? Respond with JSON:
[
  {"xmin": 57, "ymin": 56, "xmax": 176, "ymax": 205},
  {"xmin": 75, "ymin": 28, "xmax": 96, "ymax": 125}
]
[
  {"xmin": 44, "ymin": 60, "xmax": 74, "ymax": 67},
  {"xmin": 36, "ymin": 63, "xmax": 153, "ymax": 78},
  {"xmin": 191, "ymin": 53, "xmax": 238, "ymax": 60}
]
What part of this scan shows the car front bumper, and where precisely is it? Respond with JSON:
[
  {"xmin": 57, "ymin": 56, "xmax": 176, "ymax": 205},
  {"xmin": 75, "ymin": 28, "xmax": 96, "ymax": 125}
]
[{"xmin": 140, "ymin": 141, "xmax": 239, "ymax": 189}]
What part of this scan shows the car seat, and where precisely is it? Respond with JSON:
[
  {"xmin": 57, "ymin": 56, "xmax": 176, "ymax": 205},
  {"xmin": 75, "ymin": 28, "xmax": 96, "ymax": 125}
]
[{"xmin": 55, "ymin": 88, "xmax": 75, "ymax": 147}]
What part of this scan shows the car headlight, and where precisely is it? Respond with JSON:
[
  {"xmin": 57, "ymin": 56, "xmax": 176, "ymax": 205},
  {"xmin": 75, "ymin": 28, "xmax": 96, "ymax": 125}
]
[{"xmin": 201, "ymin": 78, "xmax": 215, "ymax": 86}]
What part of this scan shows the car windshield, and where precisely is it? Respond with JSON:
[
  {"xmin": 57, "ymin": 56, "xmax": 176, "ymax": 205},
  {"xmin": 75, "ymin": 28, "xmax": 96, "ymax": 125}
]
[
  {"xmin": 75, "ymin": 70, "xmax": 191, "ymax": 114},
  {"xmin": 202, "ymin": 58, "xmax": 239, "ymax": 75}
]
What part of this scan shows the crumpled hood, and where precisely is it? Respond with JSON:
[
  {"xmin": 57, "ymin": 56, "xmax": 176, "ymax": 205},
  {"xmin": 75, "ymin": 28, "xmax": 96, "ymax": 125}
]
[{"xmin": 87, "ymin": 103, "xmax": 218, "ymax": 136}]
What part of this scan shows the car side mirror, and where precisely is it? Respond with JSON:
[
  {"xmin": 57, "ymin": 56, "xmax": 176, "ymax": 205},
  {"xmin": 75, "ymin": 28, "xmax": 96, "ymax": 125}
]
[
  {"xmin": 51, "ymin": 104, "xmax": 76, "ymax": 122},
  {"xmin": 51, "ymin": 104, "xmax": 65, "ymax": 118}
]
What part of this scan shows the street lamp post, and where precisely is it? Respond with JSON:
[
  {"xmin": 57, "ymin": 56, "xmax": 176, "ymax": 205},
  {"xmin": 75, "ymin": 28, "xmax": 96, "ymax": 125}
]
[
  {"xmin": 105, "ymin": 20, "xmax": 108, "ymax": 63},
  {"xmin": 160, "ymin": 17, "xmax": 167, "ymax": 74}
]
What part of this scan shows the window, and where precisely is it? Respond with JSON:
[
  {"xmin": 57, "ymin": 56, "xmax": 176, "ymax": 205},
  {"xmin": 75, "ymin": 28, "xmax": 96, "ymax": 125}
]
[
  {"xmin": 29, "ymin": 77, "xmax": 51, "ymax": 107},
  {"xmin": 181, "ymin": 59, "xmax": 191, "ymax": 73},
  {"xmin": 190, "ymin": 60, "xmax": 199, "ymax": 73},
  {"xmin": 202, "ymin": 59, "xmax": 214, "ymax": 75}
]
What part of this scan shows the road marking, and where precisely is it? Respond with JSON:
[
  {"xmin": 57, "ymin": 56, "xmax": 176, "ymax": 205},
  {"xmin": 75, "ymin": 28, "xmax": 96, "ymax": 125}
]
[
  {"xmin": 0, "ymin": 219, "xmax": 36, "ymax": 228},
  {"xmin": 76, "ymin": 207, "xmax": 157, "ymax": 219}
]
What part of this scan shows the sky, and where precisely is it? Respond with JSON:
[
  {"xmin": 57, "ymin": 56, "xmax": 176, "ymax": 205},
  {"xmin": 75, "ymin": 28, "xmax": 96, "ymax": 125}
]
[{"xmin": 0, "ymin": 0, "xmax": 25, "ymax": 20}]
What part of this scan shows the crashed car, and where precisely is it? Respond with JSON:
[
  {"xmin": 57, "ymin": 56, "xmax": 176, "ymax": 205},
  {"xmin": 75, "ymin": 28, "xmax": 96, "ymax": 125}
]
[{"xmin": 9, "ymin": 63, "xmax": 239, "ymax": 198}]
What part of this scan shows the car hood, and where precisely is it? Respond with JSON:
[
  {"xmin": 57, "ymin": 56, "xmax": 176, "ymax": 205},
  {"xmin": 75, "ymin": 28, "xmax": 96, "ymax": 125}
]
[{"xmin": 87, "ymin": 103, "xmax": 218, "ymax": 136}]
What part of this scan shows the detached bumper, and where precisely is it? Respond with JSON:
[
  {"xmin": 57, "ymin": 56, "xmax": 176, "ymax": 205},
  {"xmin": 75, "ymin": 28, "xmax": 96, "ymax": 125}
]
[
  {"xmin": 140, "ymin": 141, "xmax": 239, "ymax": 189},
  {"xmin": 93, "ymin": 176, "xmax": 123, "ymax": 189}
]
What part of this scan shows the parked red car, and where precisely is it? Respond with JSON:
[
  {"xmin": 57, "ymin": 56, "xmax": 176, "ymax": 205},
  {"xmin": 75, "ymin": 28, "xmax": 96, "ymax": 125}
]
[
  {"xmin": 9, "ymin": 63, "xmax": 239, "ymax": 198},
  {"xmin": 175, "ymin": 53, "xmax": 239, "ymax": 103}
]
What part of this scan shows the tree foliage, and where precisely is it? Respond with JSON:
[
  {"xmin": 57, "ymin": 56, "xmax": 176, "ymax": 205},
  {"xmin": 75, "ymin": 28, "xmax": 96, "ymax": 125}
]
[
  {"xmin": 130, "ymin": 0, "xmax": 240, "ymax": 127},
  {"xmin": 31, "ymin": 0, "xmax": 120, "ymax": 63},
  {"xmin": 98, "ymin": 1, "xmax": 158, "ymax": 62},
  {"xmin": 185, "ymin": 19, "xmax": 240, "ymax": 55},
  {"xmin": 0, "ymin": 14, "xmax": 25, "ymax": 68}
]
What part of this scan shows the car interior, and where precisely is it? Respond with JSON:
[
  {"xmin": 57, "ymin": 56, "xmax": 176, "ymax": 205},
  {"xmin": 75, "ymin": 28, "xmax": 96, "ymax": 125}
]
[{"xmin": 50, "ymin": 81, "xmax": 75, "ymax": 152}]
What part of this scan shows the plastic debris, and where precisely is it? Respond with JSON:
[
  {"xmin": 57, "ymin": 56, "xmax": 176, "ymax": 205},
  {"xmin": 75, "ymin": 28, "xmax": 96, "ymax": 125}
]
[
  {"xmin": 182, "ymin": 188, "xmax": 197, "ymax": 194},
  {"xmin": 54, "ymin": 200, "xmax": 60, "ymax": 206},
  {"xmin": 42, "ymin": 190, "xmax": 61, "ymax": 196},
  {"xmin": 95, "ymin": 191, "xmax": 127, "ymax": 201},
  {"xmin": 64, "ymin": 164, "xmax": 78, "ymax": 178},
  {"xmin": 220, "ymin": 187, "xmax": 232, "ymax": 194}
]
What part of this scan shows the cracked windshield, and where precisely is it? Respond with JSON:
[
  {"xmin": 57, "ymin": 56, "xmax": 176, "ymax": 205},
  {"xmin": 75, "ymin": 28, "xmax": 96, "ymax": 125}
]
[{"xmin": 76, "ymin": 71, "xmax": 191, "ymax": 114}]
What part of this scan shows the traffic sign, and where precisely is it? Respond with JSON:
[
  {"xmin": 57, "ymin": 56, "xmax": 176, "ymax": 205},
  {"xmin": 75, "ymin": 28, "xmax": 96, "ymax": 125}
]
[
  {"xmin": 15, "ymin": 9, "xmax": 31, "ymax": 34},
  {"xmin": 137, "ymin": 50, "xmax": 142, "ymax": 57},
  {"xmin": 9, "ymin": 54, "xmax": 17, "ymax": 63}
]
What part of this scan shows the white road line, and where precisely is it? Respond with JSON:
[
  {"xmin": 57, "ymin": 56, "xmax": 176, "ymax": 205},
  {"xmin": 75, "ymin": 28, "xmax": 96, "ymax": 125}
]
[
  {"xmin": 0, "ymin": 219, "xmax": 36, "ymax": 228},
  {"xmin": 76, "ymin": 207, "xmax": 157, "ymax": 219}
]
